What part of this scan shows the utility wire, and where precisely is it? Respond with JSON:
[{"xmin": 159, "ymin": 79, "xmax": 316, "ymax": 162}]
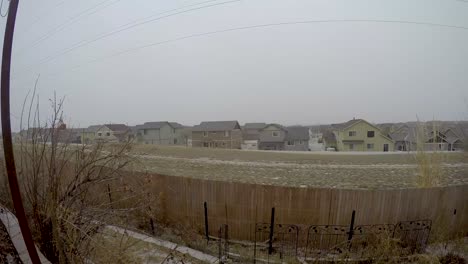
[
  {"xmin": 11, "ymin": 0, "xmax": 240, "ymax": 76},
  {"xmin": 0, "ymin": 0, "xmax": 10, "ymax": 17},
  {"xmin": 17, "ymin": 0, "xmax": 69, "ymax": 36},
  {"xmin": 14, "ymin": 0, "xmax": 121, "ymax": 56},
  {"xmin": 35, "ymin": 19, "xmax": 468, "ymax": 79}
]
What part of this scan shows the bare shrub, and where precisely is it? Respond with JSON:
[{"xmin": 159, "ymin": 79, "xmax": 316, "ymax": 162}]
[
  {"xmin": 439, "ymin": 253, "xmax": 466, "ymax": 264},
  {"xmin": 414, "ymin": 121, "xmax": 444, "ymax": 187},
  {"xmin": 0, "ymin": 91, "xmax": 143, "ymax": 263}
]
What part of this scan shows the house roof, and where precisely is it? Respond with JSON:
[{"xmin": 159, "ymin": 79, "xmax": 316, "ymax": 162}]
[
  {"xmin": 285, "ymin": 126, "xmax": 309, "ymax": 141},
  {"xmin": 389, "ymin": 132, "xmax": 407, "ymax": 142},
  {"xmin": 169, "ymin": 122, "xmax": 183, "ymax": 129},
  {"xmin": 85, "ymin": 125, "xmax": 102, "ymax": 133},
  {"xmin": 242, "ymin": 130, "xmax": 262, "ymax": 140},
  {"xmin": 243, "ymin": 123, "xmax": 266, "ymax": 130},
  {"xmin": 446, "ymin": 136, "xmax": 463, "ymax": 144},
  {"xmin": 260, "ymin": 123, "xmax": 286, "ymax": 131},
  {"xmin": 192, "ymin": 121, "xmax": 240, "ymax": 132},
  {"xmin": 104, "ymin": 124, "xmax": 129, "ymax": 132},
  {"xmin": 135, "ymin": 121, "xmax": 184, "ymax": 131},
  {"xmin": 331, "ymin": 119, "xmax": 363, "ymax": 130},
  {"xmin": 139, "ymin": 121, "xmax": 169, "ymax": 129}
]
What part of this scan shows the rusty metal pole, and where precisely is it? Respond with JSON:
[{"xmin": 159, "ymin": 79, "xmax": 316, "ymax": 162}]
[{"xmin": 1, "ymin": 0, "xmax": 41, "ymax": 263}]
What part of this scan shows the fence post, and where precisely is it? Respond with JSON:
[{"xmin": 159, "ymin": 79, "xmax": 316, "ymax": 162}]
[
  {"xmin": 204, "ymin": 202, "xmax": 209, "ymax": 242},
  {"xmin": 225, "ymin": 224, "xmax": 229, "ymax": 256},
  {"xmin": 348, "ymin": 210, "xmax": 356, "ymax": 241},
  {"xmin": 268, "ymin": 207, "xmax": 275, "ymax": 255},
  {"xmin": 253, "ymin": 224, "xmax": 257, "ymax": 264},
  {"xmin": 218, "ymin": 226, "xmax": 222, "ymax": 261}
]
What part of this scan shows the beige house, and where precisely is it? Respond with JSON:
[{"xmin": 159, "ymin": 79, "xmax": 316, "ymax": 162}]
[
  {"xmin": 326, "ymin": 119, "xmax": 394, "ymax": 152},
  {"xmin": 83, "ymin": 124, "xmax": 131, "ymax": 143},
  {"xmin": 81, "ymin": 125, "xmax": 101, "ymax": 144},
  {"xmin": 192, "ymin": 121, "xmax": 242, "ymax": 149}
]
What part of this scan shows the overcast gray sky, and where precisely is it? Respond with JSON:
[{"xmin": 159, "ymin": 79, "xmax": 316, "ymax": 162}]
[{"xmin": 2, "ymin": 0, "xmax": 468, "ymax": 130}]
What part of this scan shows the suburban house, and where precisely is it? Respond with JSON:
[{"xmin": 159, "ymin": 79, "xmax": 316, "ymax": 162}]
[
  {"xmin": 258, "ymin": 124, "xmax": 310, "ymax": 151},
  {"xmin": 81, "ymin": 125, "xmax": 101, "ymax": 144},
  {"xmin": 93, "ymin": 124, "xmax": 131, "ymax": 143},
  {"xmin": 241, "ymin": 123, "xmax": 266, "ymax": 150},
  {"xmin": 135, "ymin": 121, "xmax": 186, "ymax": 145},
  {"xmin": 325, "ymin": 119, "xmax": 394, "ymax": 152},
  {"xmin": 258, "ymin": 124, "xmax": 287, "ymax": 150},
  {"xmin": 15, "ymin": 121, "xmax": 83, "ymax": 144},
  {"xmin": 390, "ymin": 123, "xmax": 465, "ymax": 151},
  {"xmin": 191, "ymin": 121, "xmax": 243, "ymax": 149},
  {"xmin": 284, "ymin": 126, "xmax": 310, "ymax": 151}
]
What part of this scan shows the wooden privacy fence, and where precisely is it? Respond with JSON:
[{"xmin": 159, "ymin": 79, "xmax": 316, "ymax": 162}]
[{"xmin": 126, "ymin": 171, "xmax": 468, "ymax": 241}]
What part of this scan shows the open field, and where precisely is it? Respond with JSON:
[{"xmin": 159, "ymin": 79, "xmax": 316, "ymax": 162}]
[{"xmin": 129, "ymin": 145, "xmax": 468, "ymax": 189}]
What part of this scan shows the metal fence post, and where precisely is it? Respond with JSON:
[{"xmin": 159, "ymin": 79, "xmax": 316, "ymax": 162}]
[
  {"xmin": 348, "ymin": 210, "xmax": 356, "ymax": 241},
  {"xmin": 204, "ymin": 202, "xmax": 209, "ymax": 242},
  {"xmin": 268, "ymin": 207, "xmax": 275, "ymax": 255},
  {"xmin": 225, "ymin": 224, "xmax": 229, "ymax": 257}
]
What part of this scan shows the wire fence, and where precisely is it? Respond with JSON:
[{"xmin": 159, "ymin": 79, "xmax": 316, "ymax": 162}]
[{"xmin": 205, "ymin": 208, "xmax": 432, "ymax": 263}]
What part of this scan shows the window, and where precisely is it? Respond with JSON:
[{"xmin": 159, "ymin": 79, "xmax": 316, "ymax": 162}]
[
  {"xmin": 106, "ymin": 132, "xmax": 110, "ymax": 136},
  {"xmin": 173, "ymin": 128, "xmax": 176, "ymax": 134},
  {"xmin": 143, "ymin": 129, "xmax": 148, "ymax": 135},
  {"xmin": 299, "ymin": 140, "xmax": 303, "ymax": 145},
  {"xmin": 203, "ymin": 131, "xmax": 208, "ymax": 137},
  {"xmin": 272, "ymin": 131, "xmax": 279, "ymax": 137},
  {"xmin": 367, "ymin": 131, "xmax": 375, "ymax": 138},
  {"xmin": 367, "ymin": 143, "xmax": 374, "ymax": 150},
  {"xmin": 224, "ymin": 131, "xmax": 229, "ymax": 137},
  {"xmin": 349, "ymin": 131, "xmax": 356, "ymax": 137},
  {"xmin": 97, "ymin": 132, "xmax": 102, "ymax": 136},
  {"xmin": 349, "ymin": 144, "xmax": 354, "ymax": 150},
  {"xmin": 203, "ymin": 142, "xmax": 209, "ymax": 147},
  {"xmin": 287, "ymin": 141, "xmax": 294, "ymax": 146}
]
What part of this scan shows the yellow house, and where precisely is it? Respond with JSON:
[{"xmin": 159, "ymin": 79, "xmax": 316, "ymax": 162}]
[
  {"xmin": 81, "ymin": 125, "xmax": 102, "ymax": 144},
  {"xmin": 329, "ymin": 119, "xmax": 394, "ymax": 152}
]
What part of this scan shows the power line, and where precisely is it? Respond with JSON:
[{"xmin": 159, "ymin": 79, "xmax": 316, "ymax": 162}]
[
  {"xmin": 12, "ymin": 0, "xmax": 240, "ymax": 76},
  {"xmin": 34, "ymin": 18, "xmax": 468, "ymax": 79},
  {"xmin": 0, "ymin": 0, "xmax": 10, "ymax": 17},
  {"xmin": 14, "ymin": 0, "xmax": 121, "ymax": 57},
  {"xmin": 18, "ymin": 0, "xmax": 68, "ymax": 33}
]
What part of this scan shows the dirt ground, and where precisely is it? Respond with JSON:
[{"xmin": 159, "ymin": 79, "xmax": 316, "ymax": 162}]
[{"xmin": 129, "ymin": 145, "xmax": 468, "ymax": 189}]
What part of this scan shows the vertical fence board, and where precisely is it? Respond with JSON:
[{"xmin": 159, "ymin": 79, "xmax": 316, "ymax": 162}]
[{"xmin": 138, "ymin": 173, "xmax": 468, "ymax": 240}]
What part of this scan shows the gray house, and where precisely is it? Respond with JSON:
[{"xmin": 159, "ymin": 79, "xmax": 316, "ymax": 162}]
[
  {"xmin": 258, "ymin": 124, "xmax": 287, "ymax": 150},
  {"xmin": 192, "ymin": 121, "xmax": 243, "ymax": 149},
  {"xmin": 390, "ymin": 123, "xmax": 465, "ymax": 151},
  {"xmin": 258, "ymin": 124, "xmax": 310, "ymax": 151},
  {"xmin": 135, "ymin": 121, "xmax": 185, "ymax": 145},
  {"xmin": 241, "ymin": 123, "xmax": 266, "ymax": 150},
  {"xmin": 284, "ymin": 126, "xmax": 309, "ymax": 151}
]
